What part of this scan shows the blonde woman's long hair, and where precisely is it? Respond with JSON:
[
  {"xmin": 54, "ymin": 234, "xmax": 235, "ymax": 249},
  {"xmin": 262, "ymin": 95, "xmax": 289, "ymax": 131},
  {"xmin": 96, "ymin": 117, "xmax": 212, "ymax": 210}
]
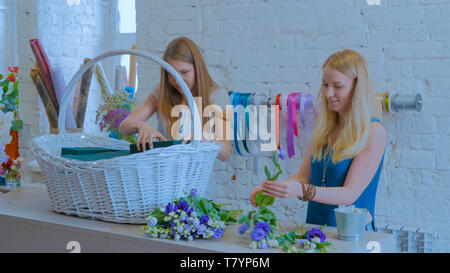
[
  {"xmin": 158, "ymin": 37, "xmax": 219, "ymax": 138},
  {"xmin": 310, "ymin": 49, "xmax": 381, "ymax": 163}
]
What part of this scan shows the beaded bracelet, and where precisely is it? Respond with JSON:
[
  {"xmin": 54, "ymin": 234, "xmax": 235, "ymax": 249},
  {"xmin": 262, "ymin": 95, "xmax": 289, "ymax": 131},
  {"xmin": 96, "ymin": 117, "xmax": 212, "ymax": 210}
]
[{"xmin": 299, "ymin": 183, "xmax": 316, "ymax": 202}]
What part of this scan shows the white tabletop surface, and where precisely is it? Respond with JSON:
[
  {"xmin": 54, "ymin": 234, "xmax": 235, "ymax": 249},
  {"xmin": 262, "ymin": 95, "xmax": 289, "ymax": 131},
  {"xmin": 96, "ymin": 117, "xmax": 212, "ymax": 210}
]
[{"xmin": 0, "ymin": 182, "xmax": 397, "ymax": 253}]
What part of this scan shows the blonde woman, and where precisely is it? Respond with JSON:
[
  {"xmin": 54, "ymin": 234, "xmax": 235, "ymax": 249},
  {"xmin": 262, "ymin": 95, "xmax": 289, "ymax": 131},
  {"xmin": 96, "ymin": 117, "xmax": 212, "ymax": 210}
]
[
  {"xmin": 250, "ymin": 50, "xmax": 386, "ymax": 232},
  {"xmin": 119, "ymin": 37, "xmax": 231, "ymax": 162}
]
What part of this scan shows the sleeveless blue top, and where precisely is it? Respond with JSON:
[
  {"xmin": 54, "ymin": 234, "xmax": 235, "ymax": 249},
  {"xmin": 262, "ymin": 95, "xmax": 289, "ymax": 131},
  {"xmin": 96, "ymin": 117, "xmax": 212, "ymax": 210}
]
[{"xmin": 306, "ymin": 118, "xmax": 384, "ymax": 231}]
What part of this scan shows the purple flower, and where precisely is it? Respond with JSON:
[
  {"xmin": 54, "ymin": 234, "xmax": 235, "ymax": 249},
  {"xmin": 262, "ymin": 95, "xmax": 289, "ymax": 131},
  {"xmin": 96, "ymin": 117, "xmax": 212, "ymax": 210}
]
[
  {"xmin": 190, "ymin": 188, "xmax": 198, "ymax": 197},
  {"xmin": 175, "ymin": 201, "xmax": 189, "ymax": 213},
  {"xmin": 213, "ymin": 228, "xmax": 224, "ymax": 239},
  {"xmin": 238, "ymin": 224, "xmax": 249, "ymax": 235},
  {"xmin": 251, "ymin": 228, "xmax": 267, "ymax": 242},
  {"xmin": 101, "ymin": 108, "xmax": 130, "ymax": 131},
  {"xmin": 306, "ymin": 228, "xmax": 327, "ymax": 243},
  {"xmin": 200, "ymin": 215, "xmax": 210, "ymax": 225},
  {"xmin": 165, "ymin": 202, "xmax": 174, "ymax": 216},
  {"xmin": 255, "ymin": 222, "xmax": 271, "ymax": 235},
  {"xmin": 278, "ymin": 148, "xmax": 286, "ymax": 160}
]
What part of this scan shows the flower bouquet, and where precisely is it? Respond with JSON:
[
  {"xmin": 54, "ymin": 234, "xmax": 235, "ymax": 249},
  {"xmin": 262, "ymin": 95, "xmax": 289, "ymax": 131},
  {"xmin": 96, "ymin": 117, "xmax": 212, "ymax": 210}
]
[
  {"xmin": 95, "ymin": 89, "xmax": 136, "ymax": 143},
  {"xmin": 143, "ymin": 189, "xmax": 242, "ymax": 241},
  {"xmin": 238, "ymin": 149, "xmax": 333, "ymax": 253}
]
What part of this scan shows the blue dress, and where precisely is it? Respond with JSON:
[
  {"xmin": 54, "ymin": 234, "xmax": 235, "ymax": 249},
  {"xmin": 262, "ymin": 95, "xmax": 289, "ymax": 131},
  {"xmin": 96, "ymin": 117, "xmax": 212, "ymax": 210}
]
[{"xmin": 306, "ymin": 118, "xmax": 384, "ymax": 232}]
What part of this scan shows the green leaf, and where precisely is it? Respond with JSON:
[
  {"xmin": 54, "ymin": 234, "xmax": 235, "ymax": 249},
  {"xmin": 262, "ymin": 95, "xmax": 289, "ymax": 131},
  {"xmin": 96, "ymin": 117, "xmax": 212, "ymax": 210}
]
[
  {"xmin": 262, "ymin": 196, "xmax": 275, "ymax": 207},
  {"xmin": 272, "ymin": 172, "xmax": 281, "ymax": 181},
  {"xmin": 238, "ymin": 216, "xmax": 248, "ymax": 224},
  {"xmin": 272, "ymin": 151, "xmax": 279, "ymax": 165},
  {"xmin": 254, "ymin": 191, "xmax": 265, "ymax": 206},
  {"xmin": 286, "ymin": 232, "xmax": 296, "ymax": 244},
  {"xmin": 11, "ymin": 120, "xmax": 23, "ymax": 131},
  {"xmin": 264, "ymin": 166, "xmax": 271, "ymax": 180}
]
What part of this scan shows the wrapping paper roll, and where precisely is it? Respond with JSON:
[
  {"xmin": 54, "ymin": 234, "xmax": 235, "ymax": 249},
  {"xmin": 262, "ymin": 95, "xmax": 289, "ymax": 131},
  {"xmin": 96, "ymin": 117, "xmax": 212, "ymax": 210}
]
[
  {"xmin": 29, "ymin": 39, "xmax": 59, "ymax": 113},
  {"xmin": 128, "ymin": 45, "xmax": 137, "ymax": 89},
  {"xmin": 115, "ymin": 65, "xmax": 127, "ymax": 93},
  {"xmin": 95, "ymin": 63, "xmax": 113, "ymax": 97},
  {"xmin": 50, "ymin": 64, "xmax": 77, "ymax": 129},
  {"xmin": 75, "ymin": 58, "xmax": 95, "ymax": 128},
  {"xmin": 30, "ymin": 69, "xmax": 59, "ymax": 129}
]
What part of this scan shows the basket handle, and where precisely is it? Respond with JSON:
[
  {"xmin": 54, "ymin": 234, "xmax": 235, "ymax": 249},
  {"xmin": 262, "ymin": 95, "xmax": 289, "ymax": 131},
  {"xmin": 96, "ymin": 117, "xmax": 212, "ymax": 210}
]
[{"xmin": 58, "ymin": 50, "xmax": 203, "ymax": 143}]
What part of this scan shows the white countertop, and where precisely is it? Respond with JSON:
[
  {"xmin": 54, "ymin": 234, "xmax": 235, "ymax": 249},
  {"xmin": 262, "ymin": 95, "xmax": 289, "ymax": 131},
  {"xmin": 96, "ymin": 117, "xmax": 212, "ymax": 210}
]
[{"xmin": 0, "ymin": 182, "xmax": 397, "ymax": 253}]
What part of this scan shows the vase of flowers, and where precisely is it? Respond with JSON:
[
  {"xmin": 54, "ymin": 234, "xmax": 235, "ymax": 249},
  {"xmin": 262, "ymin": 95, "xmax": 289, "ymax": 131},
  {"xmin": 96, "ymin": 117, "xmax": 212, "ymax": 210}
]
[
  {"xmin": 96, "ymin": 89, "xmax": 136, "ymax": 143},
  {"xmin": 0, "ymin": 145, "xmax": 22, "ymax": 188}
]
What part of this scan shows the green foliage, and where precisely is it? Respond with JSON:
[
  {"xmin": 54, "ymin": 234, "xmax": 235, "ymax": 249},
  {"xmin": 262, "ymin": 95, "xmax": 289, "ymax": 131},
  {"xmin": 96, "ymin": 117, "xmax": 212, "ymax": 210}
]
[{"xmin": 0, "ymin": 70, "xmax": 23, "ymax": 131}]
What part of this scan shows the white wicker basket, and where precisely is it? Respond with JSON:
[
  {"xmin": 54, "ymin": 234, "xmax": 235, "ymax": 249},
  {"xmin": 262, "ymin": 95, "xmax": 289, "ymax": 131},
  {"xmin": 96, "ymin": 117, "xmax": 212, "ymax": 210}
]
[{"xmin": 31, "ymin": 50, "xmax": 221, "ymax": 224}]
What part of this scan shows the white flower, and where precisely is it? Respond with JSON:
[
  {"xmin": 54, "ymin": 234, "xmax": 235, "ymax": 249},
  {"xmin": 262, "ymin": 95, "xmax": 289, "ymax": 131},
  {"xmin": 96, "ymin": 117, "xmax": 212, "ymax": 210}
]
[
  {"xmin": 249, "ymin": 241, "xmax": 258, "ymax": 250},
  {"xmin": 174, "ymin": 234, "xmax": 181, "ymax": 241},
  {"xmin": 268, "ymin": 240, "xmax": 279, "ymax": 248},
  {"xmin": 0, "ymin": 111, "xmax": 14, "ymax": 145},
  {"xmin": 147, "ymin": 217, "xmax": 158, "ymax": 227},
  {"xmin": 176, "ymin": 225, "xmax": 184, "ymax": 234},
  {"xmin": 159, "ymin": 207, "xmax": 165, "ymax": 213},
  {"xmin": 192, "ymin": 218, "xmax": 200, "ymax": 228},
  {"xmin": 311, "ymin": 237, "xmax": 322, "ymax": 244}
]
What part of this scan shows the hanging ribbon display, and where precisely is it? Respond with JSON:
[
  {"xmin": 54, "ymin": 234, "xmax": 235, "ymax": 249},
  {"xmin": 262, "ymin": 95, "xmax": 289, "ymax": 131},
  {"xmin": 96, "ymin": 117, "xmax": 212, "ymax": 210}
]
[{"xmin": 228, "ymin": 91, "xmax": 317, "ymax": 161}]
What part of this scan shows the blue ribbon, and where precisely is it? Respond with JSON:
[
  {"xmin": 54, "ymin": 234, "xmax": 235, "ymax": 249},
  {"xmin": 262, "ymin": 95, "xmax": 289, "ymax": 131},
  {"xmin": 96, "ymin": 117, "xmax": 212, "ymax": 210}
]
[{"xmin": 231, "ymin": 92, "xmax": 243, "ymax": 156}]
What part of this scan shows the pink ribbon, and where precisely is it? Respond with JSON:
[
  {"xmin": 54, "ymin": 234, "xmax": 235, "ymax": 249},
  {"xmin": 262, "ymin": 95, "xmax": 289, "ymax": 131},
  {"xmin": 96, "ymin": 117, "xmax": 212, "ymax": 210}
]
[
  {"xmin": 287, "ymin": 93, "xmax": 298, "ymax": 158},
  {"xmin": 287, "ymin": 93, "xmax": 317, "ymax": 158}
]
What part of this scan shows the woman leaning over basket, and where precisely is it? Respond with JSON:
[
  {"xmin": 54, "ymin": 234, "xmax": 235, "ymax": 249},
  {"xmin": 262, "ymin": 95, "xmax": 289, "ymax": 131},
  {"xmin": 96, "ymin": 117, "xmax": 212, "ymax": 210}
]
[
  {"xmin": 119, "ymin": 37, "xmax": 232, "ymax": 162},
  {"xmin": 250, "ymin": 49, "xmax": 386, "ymax": 232}
]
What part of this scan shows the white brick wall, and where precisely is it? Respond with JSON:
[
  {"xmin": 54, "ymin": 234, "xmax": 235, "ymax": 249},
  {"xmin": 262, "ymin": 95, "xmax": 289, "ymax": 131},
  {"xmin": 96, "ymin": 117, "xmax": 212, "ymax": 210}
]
[
  {"xmin": 16, "ymin": 0, "xmax": 111, "ymax": 178},
  {"xmin": 136, "ymin": 0, "xmax": 450, "ymax": 252}
]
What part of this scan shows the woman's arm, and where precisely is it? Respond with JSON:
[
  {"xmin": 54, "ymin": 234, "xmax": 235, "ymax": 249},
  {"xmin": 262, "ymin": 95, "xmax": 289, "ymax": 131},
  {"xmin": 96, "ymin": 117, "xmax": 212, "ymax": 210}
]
[
  {"xmin": 118, "ymin": 94, "xmax": 158, "ymax": 136},
  {"xmin": 311, "ymin": 123, "xmax": 387, "ymax": 205},
  {"xmin": 212, "ymin": 106, "xmax": 232, "ymax": 162}
]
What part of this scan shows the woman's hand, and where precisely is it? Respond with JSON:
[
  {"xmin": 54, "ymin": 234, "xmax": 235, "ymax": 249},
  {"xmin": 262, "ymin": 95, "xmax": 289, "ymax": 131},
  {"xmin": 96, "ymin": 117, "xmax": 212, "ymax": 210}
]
[
  {"xmin": 136, "ymin": 122, "xmax": 167, "ymax": 151},
  {"xmin": 261, "ymin": 179, "xmax": 302, "ymax": 200}
]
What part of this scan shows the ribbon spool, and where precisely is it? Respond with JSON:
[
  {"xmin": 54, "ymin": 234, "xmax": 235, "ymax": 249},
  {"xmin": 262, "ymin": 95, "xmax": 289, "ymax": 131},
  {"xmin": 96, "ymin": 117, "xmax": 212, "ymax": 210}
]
[{"xmin": 376, "ymin": 93, "xmax": 422, "ymax": 113}]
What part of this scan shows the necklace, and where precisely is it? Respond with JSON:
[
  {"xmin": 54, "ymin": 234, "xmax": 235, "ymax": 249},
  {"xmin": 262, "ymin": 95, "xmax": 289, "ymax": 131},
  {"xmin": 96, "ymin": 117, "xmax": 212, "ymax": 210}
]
[{"xmin": 321, "ymin": 150, "xmax": 332, "ymax": 188}]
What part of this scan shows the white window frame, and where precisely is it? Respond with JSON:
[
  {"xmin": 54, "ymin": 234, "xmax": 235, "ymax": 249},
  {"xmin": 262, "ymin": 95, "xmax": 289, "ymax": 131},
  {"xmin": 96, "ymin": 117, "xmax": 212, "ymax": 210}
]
[{"xmin": 110, "ymin": 0, "xmax": 136, "ymax": 92}]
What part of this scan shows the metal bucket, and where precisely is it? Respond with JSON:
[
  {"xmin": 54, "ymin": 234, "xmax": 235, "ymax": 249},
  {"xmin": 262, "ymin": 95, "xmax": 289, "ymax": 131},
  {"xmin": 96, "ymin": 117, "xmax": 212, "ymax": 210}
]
[{"xmin": 334, "ymin": 207, "xmax": 368, "ymax": 241}]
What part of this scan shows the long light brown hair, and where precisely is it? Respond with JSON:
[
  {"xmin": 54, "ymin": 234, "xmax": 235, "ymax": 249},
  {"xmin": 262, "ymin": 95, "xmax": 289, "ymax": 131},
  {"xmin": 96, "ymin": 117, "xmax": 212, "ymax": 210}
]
[
  {"xmin": 310, "ymin": 49, "xmax": 381, "ymax": 163},
  {"xmin": 158, "ymin": 37, "xmax": 219, "ymax": 138}
]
